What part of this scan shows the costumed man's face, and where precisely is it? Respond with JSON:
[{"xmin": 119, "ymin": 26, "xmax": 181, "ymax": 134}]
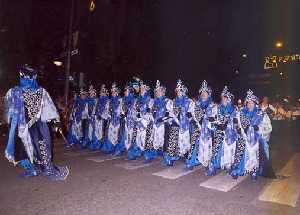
[
  {"xmin": 262, "ymin": 97, "xmax": 269, "ymax": 105},
  {"xmin": 19, "ymin": 66, "xmax": 39, "ymax": 89},
  {"xmin": 140, "ymin": 86, "xmax": 146, "ymax": 96},
  {"xmin": 200, "ymin": 91, "xmax": 209, "ymax": 101},
  {"xmin": 20, "ymin": 78, "xmax": 37, "ymax": 89},
  {"xmin": 80, "ymin": 94, "xmax": 87, "ymax": 100},
  {"xmin": 247, "ymin": 101, "xmax": 255, "ymax": 111},
  {"xmin": 221, "ymin": 96, "xmax": 229, "ymax": 106},
  {"xmin": 124, "ymin": 89, "xmax": 129, "ymax": 97},
  {"xmin": 176, "ymin": 89, "xmax": 182, "ymax": 97},
  {"xmin": 133, "ymin": 85, "xmax": 139, "ymax": 94},
  {"xmin": 155, "ymin": 89, "xmax": 162, "ymax": 98},
  {"xmin": 238, "ymin": 99, "xmax": 242, "ymax": 107},
  {"xmin": 111, "ymin": 90, "xmax": 118, "ymax": 97}
]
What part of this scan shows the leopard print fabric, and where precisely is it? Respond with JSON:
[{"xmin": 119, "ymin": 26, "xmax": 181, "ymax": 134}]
[
  {"xmin": 166, "ymin": 125, "xmax": 180, "ymax": 156},
  {"xmin": 187, "ymin": 121, "xmax": 201, "ymax": 159},
  {"xmin": 194, "ymin": 105, "xmax": 205, "ymax": 122},
  {"xmin": 23, "ymin": 88, "xmax": 43, "ymax": 121},
  {"xmin": 232, "ymin": 136, "xmax": 246, "ymax": 168},
  {"xmin": 240, "ymin": 112, "xmax": 251, "ymax": 129},
  {"xmin": 144, "ymin": 121, "xmax": 154, "ymax": 150},
  {"xmin": 211, "ymin": 129, "xmax": 224, "ymax": 160}
]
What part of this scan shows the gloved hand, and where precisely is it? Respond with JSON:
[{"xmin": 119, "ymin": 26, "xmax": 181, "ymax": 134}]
[
  {"xmin": 52, "ymin": 120, "xmax": 62, "ymax": 133},
  {"xmin": 157, "ymin": 118, "xmax": 163, "ymax": 123},
  {"xmin": 199, "ymin": 118, "xmax": 203, "ymax": 125},
  {"xmin": 208, "ymin": 117, "xmax": 215, "ymax": 122},
  {"xmin": 153, "ymin": 111, "xmax": 157, "ymax": 119},
  {"xmin": 186, "ymin": 112, "xmax": 192, "ymax": 119},
  {"xmin": 233, "ymin": 118, "xmax": 238, "ymax": 124},
  {"xmin": 97, "ymin": 115, "xmax": 102, "ymax": 120},
  {"xmin": 171, "ymin": 121, "xmax": 178, "ymax": 127},
  {"xmin": 165, "ymin": 112, "xmax": 169, "ymax": 117},
  {"xmin": 217, "ymin": 124, "xmax": 226, "ymax": 131},
  {"xmin": 243, "ymin": 126, "xmax": 249, "ymax": 134}
]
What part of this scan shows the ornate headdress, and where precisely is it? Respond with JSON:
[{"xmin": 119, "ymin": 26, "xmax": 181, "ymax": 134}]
[
  {"xmin": 19, "ymin": 65, "xmax": 37, "ymax": 80},
  {"xmin": 244, "ymin": 89, "xmax": 259, "ymax": 104},
  {"xmin": 221, "ymin": 86, "xmax": 234, "ymax": 102},
  {"xmin": 111, "ymin": 82, "xmax": 120, "ymax": 94},
  {"xmin": 80, "ymin": 87, "xmax": 88, "ymax": 96},
  {"xmin": 89, "ymin": 85, "xmax": 97, "ymax": 97},
  {"xmin": 199, "ymin": 80, "xmax": 212, "ymax": 96},
  {"xmin": 131, "ymin": 76, "xmax": 141, "ymax": 90},
  {"xmin": 176, "ymin": 79, "xmax": 188, "ymax": 94}
]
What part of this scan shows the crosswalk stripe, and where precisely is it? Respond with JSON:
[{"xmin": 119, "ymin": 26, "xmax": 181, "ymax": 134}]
[
  {"xmin": 258, "ymin": 153, "xmax": 300, "ymax": 207},
  {"xmin": 115, "ymin": 159, "xmax": 160, "ymax": 170},
  {"xmin": 152, "ymin": 163, "xmax": 202, "ymax": 180},
  {"xmin": 86, "ymin": 154, "xmax": 125, "ymax": 163},
  {"xmin": 199, "ymin": 171, "xmax": 247, "ymax": 192}
]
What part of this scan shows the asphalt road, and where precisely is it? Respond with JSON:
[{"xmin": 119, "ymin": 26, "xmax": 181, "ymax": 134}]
[{"xmin": 0, "ymin": 121, "xmax": 299, "ymax": 215}]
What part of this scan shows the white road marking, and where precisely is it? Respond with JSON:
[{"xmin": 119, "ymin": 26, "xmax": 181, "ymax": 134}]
[
  {"xmin": 152, "ymin": 163, "xmax": 202, "ymax": 180},
  {"xmin": 115, "ymin": 159, "xmax": 159, "ymax": 170},
  {"xmin": 258, "ymin": 153, "xmax": 300, "ymax": 207},
  {"xmin": 64, "ymin": 150, "xmax": 100, "ymax": 157},
  {"xmin": 200, "ymin": 171, "xmax": 247, "ymax": 192},
  {"xmin": 86, "ymin": 154, "xmax": 125, "ymax": 163}
]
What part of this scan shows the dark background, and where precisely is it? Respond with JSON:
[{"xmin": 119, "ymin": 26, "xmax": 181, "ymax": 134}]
[{"xmin": 1, "ymin": 0, "xmax": 300, "ymax": 100}]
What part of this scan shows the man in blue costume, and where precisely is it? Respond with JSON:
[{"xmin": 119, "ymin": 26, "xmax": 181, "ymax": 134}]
[
  {"xmin": 67, "ymin": 88, "xmax": 88, "ymax": 147},
  {"xmin": 101, "ymin": 83, "xmax": 123, "ymax": 154},
  {"xmin": 185, "ymin": 80, "xmax": 216, "ymax": 170},
  {"xmin": 207, "ymin": 86, "xmax": 237, "ymax": 176},
  {"xmin": 163, "ymin": 79, "xmax": 193, "ymax": 166},
  {"xmin": 5, "ymin": 65, "xmax": 69, "ymax": 180},
  {"xmin": 114, "ymin": 84, "xmax": 136, "ymax": 155},
  {"xmin": 86, "ymin": 85, "xmax": 98, "ymax": 150},
  {"xmin": 80, "ymin": 87, "xmax": 91, "ymax": 148},
  {"xmin": 143, "ymin": 80, "xmax": 173, "ymax": 162},
  {"xmin": 231, "ymin": 89, "xmax": 264, "ymax": 181},
  {"xmin": 127, "ymin": 81, "xmax": 153, "ymax": 160},
  {"xmin": 90, "ymin": 84, "xmax": 110, "ymax": 150}
]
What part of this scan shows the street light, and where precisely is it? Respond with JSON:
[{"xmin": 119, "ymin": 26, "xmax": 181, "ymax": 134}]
[
  {"xmin": 53, "ymin": 60, "xmax": 63, "ymax": 66},
  {"xmin": 275, "ymin": 41, "xmax": 283, "ymax": 48}
]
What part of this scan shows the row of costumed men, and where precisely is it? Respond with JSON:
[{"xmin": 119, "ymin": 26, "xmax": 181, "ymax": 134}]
[{"xmin": 67, "ymin": 78, "xmax": 273, "ymax": 181}]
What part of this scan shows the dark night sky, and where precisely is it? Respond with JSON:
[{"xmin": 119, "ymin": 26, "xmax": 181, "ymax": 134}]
[{"xmin": 1, "ymin": 0, "xmax": 300, "ymax": 99}]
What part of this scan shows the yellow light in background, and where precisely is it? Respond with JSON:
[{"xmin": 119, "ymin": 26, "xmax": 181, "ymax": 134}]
[
  {"xmin": 264, "ymin": 53, "xmax": 300, "ymax": 69},
  {"xmin": 89, "ymin": 0, "xmax": 95, "ymax": 12},
  {"xmin": 275, "ymin": 41, "xmax": 283, "ymax": 48}
]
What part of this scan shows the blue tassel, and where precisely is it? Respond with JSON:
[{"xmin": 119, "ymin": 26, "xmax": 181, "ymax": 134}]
[
  {"xmin": 127, "ymin": 145, "xmax": 142, "ymax": 160},
  {"xmin": 144, "ymin": 150, "xmax": 158, "ymax": 162},
  {"xmin": 101, "ymin": 140, "xmax": 114, "ymax": 154}
]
